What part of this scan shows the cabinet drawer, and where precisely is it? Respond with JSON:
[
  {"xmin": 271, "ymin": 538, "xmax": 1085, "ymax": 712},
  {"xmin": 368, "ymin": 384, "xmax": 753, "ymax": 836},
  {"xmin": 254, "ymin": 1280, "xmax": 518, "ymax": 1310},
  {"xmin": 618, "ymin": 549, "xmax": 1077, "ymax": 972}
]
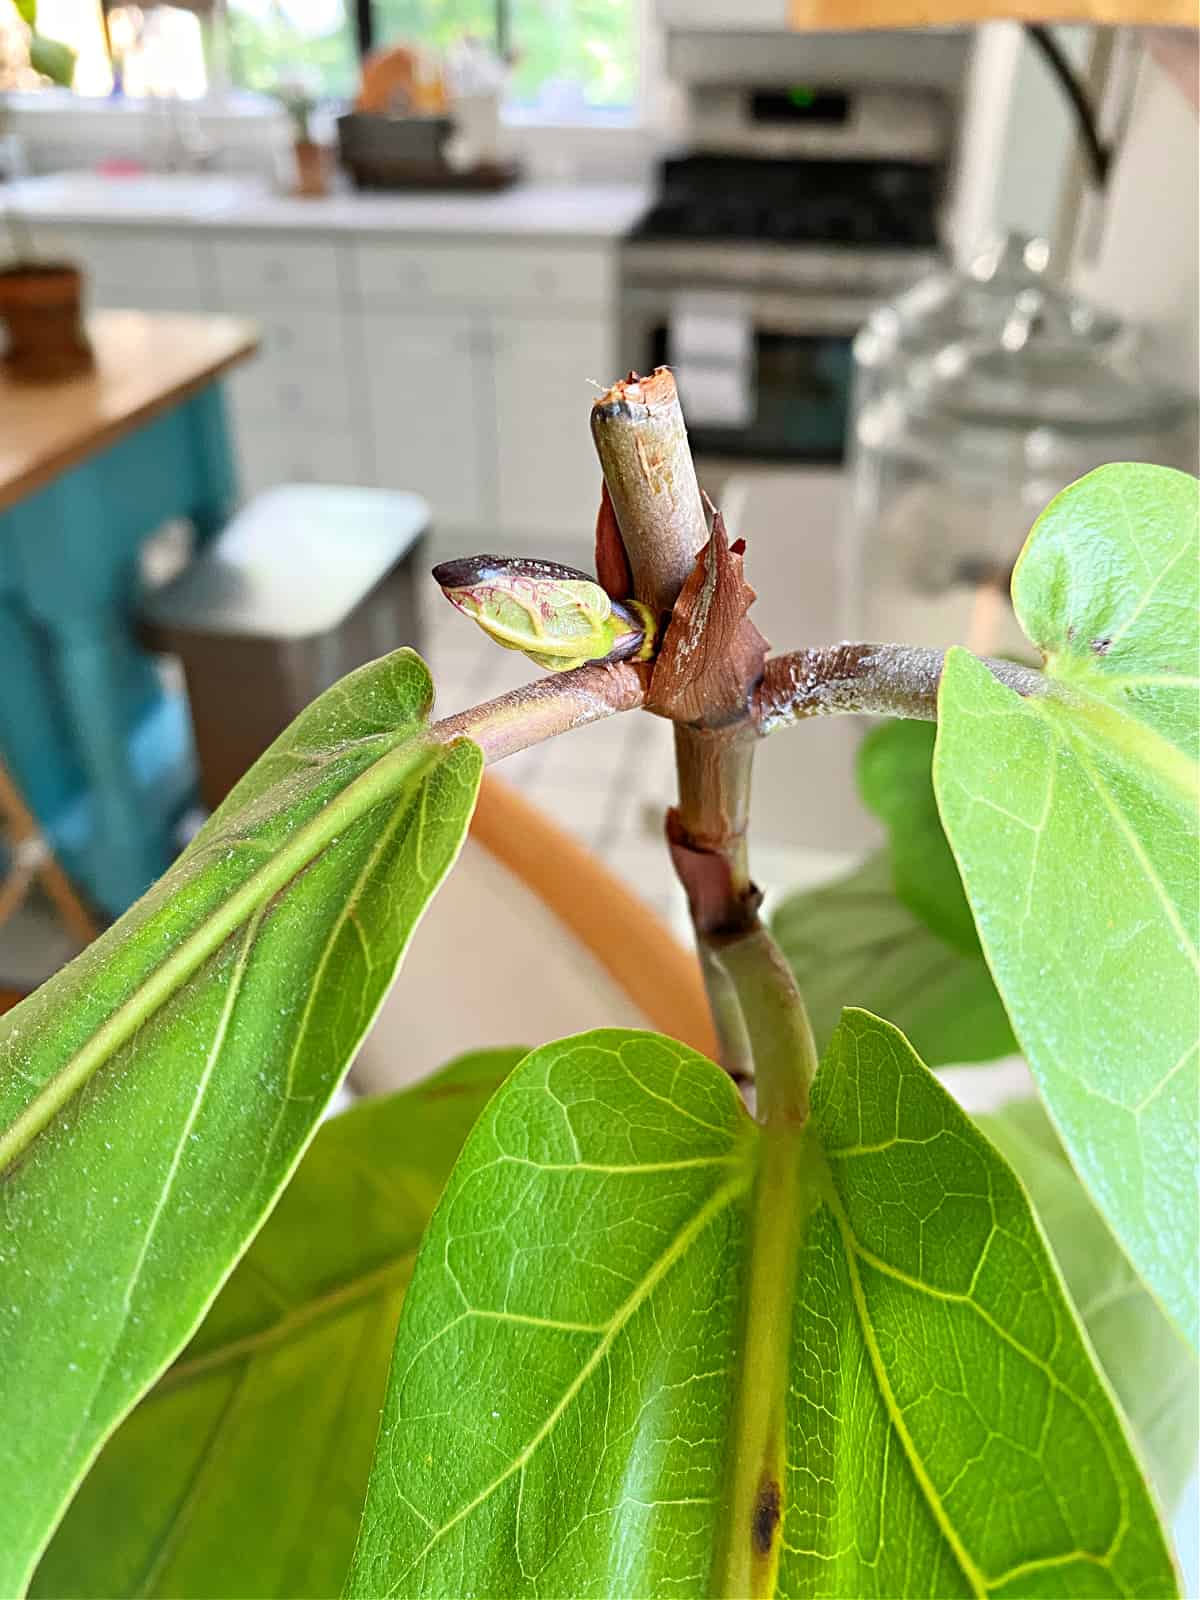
[
  {"xmin": 228, "ymin": 360, "xmax": 355, "ymax": 428},
  {"xmin": 31, "ymin": 228, "xmax": 214, "ymax": 307},
  {"xmin": 226, "ymin": 307, "xmax": 356, "ymax": 423},
  {"xmin": 354, "ymin": 240, "xmax": 614, "ymax": 310},
  {"xmin": 214, "ymin": 236, "xmax": 344, "ymax": 306}
]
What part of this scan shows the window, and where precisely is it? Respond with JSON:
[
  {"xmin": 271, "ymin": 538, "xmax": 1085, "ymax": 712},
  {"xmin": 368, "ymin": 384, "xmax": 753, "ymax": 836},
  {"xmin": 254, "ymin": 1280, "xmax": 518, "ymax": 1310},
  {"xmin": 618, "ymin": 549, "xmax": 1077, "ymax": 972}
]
[
  {"xmin": 223, "ymin": 0, "xmax": 358, "ymax": 101},
  {"xmin": 371, "ymin": 1, "xmax": 637, "ymax": 114},
  {"xmin": 504, "ymin": 0, "xmax": 636, "ymax": 113},
  {"xmin": 10, "ymin": 0, "xmax": 637, "ymax": 117}
]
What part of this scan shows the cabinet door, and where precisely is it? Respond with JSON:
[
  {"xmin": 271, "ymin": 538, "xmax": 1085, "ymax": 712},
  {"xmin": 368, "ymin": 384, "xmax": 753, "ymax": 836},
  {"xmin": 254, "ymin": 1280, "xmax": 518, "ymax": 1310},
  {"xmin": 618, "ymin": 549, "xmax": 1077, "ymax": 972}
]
[
  {"xmin": 491, "ymin": 316, "xmax": 614, "ymax": 541},
  {"xmin": 361, "ymin": 313, "xmax": 488, "ymax": 532}
]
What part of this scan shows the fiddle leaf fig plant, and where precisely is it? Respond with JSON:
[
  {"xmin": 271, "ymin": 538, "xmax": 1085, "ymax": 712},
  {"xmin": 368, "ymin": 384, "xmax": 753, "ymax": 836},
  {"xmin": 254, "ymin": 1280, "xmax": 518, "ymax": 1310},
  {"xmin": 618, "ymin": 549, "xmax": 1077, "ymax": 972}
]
[{"xmin": 0, "ymin": 366, "xmax": 1195, "ymax": 1600}]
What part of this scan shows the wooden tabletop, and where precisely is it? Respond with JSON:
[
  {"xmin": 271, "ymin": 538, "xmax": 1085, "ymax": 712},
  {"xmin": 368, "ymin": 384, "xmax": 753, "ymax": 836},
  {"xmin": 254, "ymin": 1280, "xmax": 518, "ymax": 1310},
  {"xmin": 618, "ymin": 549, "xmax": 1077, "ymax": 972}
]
[{"xmin": 0, "ymin": 310, "xmax": 259, "ymax": 514}]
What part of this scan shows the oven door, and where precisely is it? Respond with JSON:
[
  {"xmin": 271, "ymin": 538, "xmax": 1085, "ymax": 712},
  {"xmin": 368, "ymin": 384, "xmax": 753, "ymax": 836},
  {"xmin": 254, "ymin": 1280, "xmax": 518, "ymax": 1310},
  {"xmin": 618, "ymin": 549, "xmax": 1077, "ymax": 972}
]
[{"xmin": 621, "ymin": 287, "xmax": 867, "ymax": 465}]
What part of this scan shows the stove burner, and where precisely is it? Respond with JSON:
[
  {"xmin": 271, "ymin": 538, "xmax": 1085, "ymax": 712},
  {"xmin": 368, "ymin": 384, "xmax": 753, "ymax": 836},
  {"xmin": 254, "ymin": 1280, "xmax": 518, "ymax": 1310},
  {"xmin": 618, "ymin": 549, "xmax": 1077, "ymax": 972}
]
[{"xmin": 629, "ymin": 155, "xmax": 940, "ymax": 249}]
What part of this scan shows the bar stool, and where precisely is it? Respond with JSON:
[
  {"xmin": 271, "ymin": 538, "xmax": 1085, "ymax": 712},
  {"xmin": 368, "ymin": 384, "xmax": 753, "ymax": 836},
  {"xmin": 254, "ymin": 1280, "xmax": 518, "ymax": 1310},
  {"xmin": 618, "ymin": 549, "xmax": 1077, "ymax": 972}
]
[{"xmin": 141, "ymin": 484, "xmax": 430, "ymax": 810}]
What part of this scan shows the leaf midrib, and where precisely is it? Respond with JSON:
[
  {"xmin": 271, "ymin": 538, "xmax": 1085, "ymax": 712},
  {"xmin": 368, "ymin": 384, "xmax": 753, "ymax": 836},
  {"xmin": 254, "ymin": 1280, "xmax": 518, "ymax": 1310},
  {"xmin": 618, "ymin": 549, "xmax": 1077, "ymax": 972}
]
[
  {"xmin": 381, "ymin": 1167, "xmax": 753, "ymax": 1596},
  {"xmin": 0, "ymin": 735, "xmax": 445, "ymax": 1174},
  {"xmin": 158, "ymin": 1254, "xmax": 414, "ymax": 1393}
]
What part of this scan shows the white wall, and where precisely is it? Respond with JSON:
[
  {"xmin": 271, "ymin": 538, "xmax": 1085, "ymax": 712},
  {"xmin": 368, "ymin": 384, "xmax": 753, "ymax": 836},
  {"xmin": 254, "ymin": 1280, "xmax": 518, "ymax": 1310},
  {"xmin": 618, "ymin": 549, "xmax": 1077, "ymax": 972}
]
[
  {"xmin": 1071, "ymin": 51, "xmax": 1200, "ymax": 394},
  {"xmin": 947, "ymin": 22, "xmax": 1091, "ymax": 261}
]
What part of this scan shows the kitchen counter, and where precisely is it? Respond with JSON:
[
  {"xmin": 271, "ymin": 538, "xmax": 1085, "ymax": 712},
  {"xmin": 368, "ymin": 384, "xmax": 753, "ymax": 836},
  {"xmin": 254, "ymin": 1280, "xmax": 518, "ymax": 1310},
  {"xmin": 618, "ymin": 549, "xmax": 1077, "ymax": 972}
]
[{"xmin": 8, "ymin": 172, "xmax": 649, "ymax": 240}]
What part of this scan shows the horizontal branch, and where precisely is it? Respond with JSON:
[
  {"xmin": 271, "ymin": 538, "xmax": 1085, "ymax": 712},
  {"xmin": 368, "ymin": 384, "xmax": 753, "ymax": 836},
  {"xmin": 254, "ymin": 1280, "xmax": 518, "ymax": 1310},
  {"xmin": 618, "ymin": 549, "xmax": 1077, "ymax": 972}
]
[
  {"xmin": 751, "ymin": 644, "xmax": 1047, "ymax": 733},
  {"xmin": 432, "ymin": 660, "xmax": 647, "ymax": 764}
]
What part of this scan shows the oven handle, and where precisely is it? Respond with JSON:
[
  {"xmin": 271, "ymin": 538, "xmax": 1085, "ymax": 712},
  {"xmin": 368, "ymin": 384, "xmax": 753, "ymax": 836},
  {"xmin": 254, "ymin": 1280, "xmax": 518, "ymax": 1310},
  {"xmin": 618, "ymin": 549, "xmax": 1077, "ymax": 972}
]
[{"xmin": 622, "ymin": 285, "xmax": 873, "ymax": 339}]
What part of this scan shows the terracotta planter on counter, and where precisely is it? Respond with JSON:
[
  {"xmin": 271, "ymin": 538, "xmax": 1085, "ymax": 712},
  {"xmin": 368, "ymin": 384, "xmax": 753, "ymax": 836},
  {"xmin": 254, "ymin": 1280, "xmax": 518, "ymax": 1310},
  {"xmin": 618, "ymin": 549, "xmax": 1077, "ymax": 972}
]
[
  {"xmin": 0, "ymin": 263, "xmax": 93, "ymax": 383},
  {"xmin": 293, "ymin": 139, "xmax": 329, "ymax": 198}
]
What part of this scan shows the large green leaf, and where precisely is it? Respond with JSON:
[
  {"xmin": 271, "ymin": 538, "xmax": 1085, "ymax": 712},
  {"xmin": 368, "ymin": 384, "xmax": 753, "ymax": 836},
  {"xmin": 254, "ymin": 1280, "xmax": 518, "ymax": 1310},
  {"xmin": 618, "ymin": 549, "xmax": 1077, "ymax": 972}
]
[
  {"xmin": 980, "ymin": 1099, "xmax": 1198, "ymax": 1516},
  {"xmin": 858, "ymin": 718, "xmax": 982, "ymax": 955},
  {"xmin": 349, "ymin": 1022, "xmax": 1174, "ymax": 1598},
  {"xmin": 31, "ymin": 1049, "xmax": 523, "ymax": 1600},
  {"xmin": 934, "ymin": 464, "xmax": 1199, "ymax": 1347},
  {"xmin": 773, "ymin": 852, "xmax": 1017, "ymax": 1065},
  {"xmin": 0, "ymin": 648, "xmax": 481, "ymax": 1597}
]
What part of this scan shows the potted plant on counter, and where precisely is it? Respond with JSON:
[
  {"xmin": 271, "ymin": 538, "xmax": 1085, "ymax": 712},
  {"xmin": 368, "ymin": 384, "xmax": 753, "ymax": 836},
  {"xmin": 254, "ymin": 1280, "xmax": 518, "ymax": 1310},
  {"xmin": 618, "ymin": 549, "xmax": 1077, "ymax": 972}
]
[{"xmin": 0, "ymin": 0, "xmax": 90, "ymax": 382}]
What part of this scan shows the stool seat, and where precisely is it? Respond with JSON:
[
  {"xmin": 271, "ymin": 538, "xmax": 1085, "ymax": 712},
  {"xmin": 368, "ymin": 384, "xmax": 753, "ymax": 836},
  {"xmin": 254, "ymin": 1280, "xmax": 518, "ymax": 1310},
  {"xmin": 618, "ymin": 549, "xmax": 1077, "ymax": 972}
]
[
  {"xmin": 141, "ymin": 484, "xmax": 429, "ymax": 641},
  {"xmin": 140, "ymin": 483, "xmax": 430, "ymax": 810}
]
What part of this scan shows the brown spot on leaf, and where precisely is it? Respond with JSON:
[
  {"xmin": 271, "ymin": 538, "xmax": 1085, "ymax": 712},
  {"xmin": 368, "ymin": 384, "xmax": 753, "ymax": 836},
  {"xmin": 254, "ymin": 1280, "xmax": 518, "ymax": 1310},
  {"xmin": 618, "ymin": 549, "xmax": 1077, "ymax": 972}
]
[
  {"xmin": 752, "ymin": 1475, "xmax": 782, "ymax": 1557},
  {"xmin": 1091, "ymin": 636, "xmax": 1112, "ymax": 655}
]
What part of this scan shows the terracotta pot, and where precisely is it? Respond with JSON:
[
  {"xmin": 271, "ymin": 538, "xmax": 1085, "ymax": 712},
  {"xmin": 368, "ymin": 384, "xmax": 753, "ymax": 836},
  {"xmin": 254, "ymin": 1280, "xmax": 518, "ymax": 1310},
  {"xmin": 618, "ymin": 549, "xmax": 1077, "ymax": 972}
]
[
  {"xmin": 0, "ymin": 262, "xmax": 93, "ymax": 383},
  {"xmin": 293, "ymin": 139, "xmax": 329, "ymax": 199}
]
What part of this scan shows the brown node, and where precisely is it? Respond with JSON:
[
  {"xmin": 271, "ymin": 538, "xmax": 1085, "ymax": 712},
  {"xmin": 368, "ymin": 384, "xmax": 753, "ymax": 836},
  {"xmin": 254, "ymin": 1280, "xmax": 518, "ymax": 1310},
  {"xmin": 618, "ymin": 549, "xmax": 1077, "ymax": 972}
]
[
  {"xmin": 647, "ymin": 509, "xmax": 769, "ymax": 724},
  {"xmin": 665, "ymin": 810, "xmax": 761, "ymax": 938}
]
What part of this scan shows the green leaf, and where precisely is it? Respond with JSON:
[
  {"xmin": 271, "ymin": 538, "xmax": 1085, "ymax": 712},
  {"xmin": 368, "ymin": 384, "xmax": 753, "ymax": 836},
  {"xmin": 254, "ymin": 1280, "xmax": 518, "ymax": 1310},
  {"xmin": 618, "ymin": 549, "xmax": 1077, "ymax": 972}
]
[
  {"xmin": 349, "ymin": 1021, "xmax": 1175, "ymax": 1598},
  {"xmin": 14, "ymin": 0, "xmax": 37, "ymax": 25},
  {"xmin": 28, "ymin": 31, "xmax": 76, "ymax": 86},
  {"xmin": 980, "ymin": 1099, "xmax": 1198, "ymax": 1516},
  {"xmin": 31, "ymin": 1049, "xmax": 523, "ymax": 1600},
  {"xmin": 0, "ymin": 649, "xmax": 481, "ymax": 1597},
  {"xmin": 934, "ymin": 464, "xmax": 1199, "ymax": 1347},
  {"xmin": 858, "ymin": 718, "xmax": 983, "ymax": 955},
  {"xmin": 773, "ymin": 852, "xmax": 1017, "ymax": 1065}
]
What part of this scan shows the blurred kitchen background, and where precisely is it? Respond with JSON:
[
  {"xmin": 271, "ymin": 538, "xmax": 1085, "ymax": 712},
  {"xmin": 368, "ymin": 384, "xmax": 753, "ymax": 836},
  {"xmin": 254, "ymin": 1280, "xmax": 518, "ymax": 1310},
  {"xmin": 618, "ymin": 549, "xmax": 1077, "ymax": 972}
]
[{"xmin": 0, "ymin": 0, "xmax": 1196, "ymax": 1003}]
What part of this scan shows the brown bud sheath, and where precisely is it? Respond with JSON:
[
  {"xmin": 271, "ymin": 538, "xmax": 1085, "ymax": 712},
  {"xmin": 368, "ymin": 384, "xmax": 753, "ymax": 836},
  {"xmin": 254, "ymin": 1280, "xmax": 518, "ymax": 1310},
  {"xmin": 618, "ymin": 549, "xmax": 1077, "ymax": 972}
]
[
  {"xmin": 647, "ymin": 511, "xmax": 770, "ymax": 724},
  {"xmin": 594, "ymin": 480, "xmax": 634, "ymax": 603}
]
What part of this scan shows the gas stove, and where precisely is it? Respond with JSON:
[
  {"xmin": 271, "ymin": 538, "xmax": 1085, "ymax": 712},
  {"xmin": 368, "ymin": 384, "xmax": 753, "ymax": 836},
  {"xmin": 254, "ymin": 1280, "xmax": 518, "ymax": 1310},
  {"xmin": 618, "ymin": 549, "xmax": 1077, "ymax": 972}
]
[
  {"xmin": 630, "ymin": 155, "xmax": 941, "ymax": 251},
  {"xmin": 618, "ymin": 74, "xmax": 952, "ymax": 464}
]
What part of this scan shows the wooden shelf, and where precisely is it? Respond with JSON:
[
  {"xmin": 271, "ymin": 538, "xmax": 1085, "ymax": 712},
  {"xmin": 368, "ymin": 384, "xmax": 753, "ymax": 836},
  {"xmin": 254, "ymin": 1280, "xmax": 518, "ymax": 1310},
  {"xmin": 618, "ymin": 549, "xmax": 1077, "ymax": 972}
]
[{"xmin": 789, "ymin": 0, "xmax": 1195, "ymax": 23}]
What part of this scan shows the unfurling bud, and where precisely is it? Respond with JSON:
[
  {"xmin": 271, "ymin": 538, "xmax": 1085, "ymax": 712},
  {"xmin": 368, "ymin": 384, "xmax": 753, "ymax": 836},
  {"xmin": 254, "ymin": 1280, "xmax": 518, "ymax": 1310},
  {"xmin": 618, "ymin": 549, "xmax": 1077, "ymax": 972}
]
[{"xmin": 432, "ymin": 555, "xmax": 657, "ymax": 673}]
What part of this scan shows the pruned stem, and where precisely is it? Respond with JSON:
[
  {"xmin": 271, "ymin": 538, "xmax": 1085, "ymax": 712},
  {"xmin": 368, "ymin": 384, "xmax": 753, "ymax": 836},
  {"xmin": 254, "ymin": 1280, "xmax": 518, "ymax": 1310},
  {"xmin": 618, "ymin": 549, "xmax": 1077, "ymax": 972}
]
[
  {"xmin": 752, "ymin": 643, "xmax": 1047, "ymax": 732},
  {"xmin": 590, "ymin": 369, "xmax": 709, "ymax": 616},
  {"xmin": 432, "ymin": 661, "xmax": 646, "ymax": 763},
  {"xmin": 591, "ymin": 369, "xmax": 761, "ymax": 1080}
]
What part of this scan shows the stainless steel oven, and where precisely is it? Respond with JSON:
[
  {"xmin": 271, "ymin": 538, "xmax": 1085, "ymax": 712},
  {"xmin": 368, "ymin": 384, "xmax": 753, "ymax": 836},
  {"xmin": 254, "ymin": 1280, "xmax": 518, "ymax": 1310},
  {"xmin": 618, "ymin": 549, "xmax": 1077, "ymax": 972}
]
[
  {"xmin": 620, "ymin": 80, "xmax": 953, "ymax": 464},
  {"xmin": 621, "ymin": 253, "xmax": 929, "ymax": 464}
]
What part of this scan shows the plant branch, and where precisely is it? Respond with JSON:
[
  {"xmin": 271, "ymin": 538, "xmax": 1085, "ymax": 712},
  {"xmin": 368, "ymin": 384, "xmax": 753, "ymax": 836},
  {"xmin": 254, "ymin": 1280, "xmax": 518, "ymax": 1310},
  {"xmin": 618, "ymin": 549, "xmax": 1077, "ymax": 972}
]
[
  {"xmin": 432, "ymin": 661, "xmax": 647, "ymax": 764},
  {"xmin": 715, "ymin": 925, "xmax": 817, "ymax": 1127},
  {"xmin": 589, "ymin": 368, "xmax": 709, "ymax": 616},
  {"xmin": 752, "ymin": 643, "xmax": 1048, "ymax": 733},
  {"xmin": 591, "ymin": 369, "xmax": 764, "ymax": 1081}
]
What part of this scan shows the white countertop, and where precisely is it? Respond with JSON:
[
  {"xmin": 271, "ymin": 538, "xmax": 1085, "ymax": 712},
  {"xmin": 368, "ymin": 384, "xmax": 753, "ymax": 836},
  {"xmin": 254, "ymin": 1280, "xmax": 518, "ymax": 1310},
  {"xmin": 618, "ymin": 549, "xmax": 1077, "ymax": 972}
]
[{"xmin": 10, "ymin": 172, "xmax": 650, "ymax": 241}]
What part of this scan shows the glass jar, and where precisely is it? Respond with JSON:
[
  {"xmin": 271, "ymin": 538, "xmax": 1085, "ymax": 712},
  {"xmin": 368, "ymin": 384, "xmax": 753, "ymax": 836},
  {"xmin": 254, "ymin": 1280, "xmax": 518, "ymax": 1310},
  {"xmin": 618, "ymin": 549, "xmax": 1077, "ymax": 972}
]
[{"xmin": 848, "ymin": 287, "xmax": 1198, "ymax": 656}]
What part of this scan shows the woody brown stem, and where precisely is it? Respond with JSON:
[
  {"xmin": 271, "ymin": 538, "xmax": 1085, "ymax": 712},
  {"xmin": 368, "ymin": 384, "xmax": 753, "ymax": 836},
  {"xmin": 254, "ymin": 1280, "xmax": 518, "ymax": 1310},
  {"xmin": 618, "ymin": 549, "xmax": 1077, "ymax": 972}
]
[
  {"xmin": 591, "ymin": 369, "xmax": 764, "ymax": 1076},
  {"xmin": 589, "ymin": 369, "xmax": 709, "ymax": 616},
  {"xmin": 432, "ymin": 661, "xmax": 647, "ymax": 763},
  {"xmin": 752, "ymin": 644, "xmax": 1047, "ymax": 732}
]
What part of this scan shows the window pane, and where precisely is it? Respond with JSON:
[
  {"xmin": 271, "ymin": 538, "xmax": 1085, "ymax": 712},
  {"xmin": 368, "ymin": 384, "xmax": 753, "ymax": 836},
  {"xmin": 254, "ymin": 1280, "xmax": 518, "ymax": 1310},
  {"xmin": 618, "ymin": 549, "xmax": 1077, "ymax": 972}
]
[
  {"xmin": 508, "ymin": 0, "xmax": 635, "ymax": 112},
  {"xmin": 4, "ymin": 0, "xmax": 112, "ymax": 94},
  {"xmin": 371, "ymin": 2, "xmax": 499, "ymax": 56},
  {"xmin": 224, "ymin": 0, "xmax": 358, "ymax": 99}
]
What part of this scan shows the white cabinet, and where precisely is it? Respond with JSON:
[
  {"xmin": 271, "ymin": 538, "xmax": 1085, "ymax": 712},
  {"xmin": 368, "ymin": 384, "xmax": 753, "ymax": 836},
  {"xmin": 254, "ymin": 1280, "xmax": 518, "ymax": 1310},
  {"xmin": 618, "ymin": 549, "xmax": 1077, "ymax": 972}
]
[
  {"xmin": 27, "ymin": 216, "xmax": 620, "ymax": 540},
  {"xmin": 30, "ymin": 225, "xmax": 218, "ymax": 310},
  {"xmin": 235, "ymin": 426, "xmax": 366, "ymax": 500},
  {"xmin": 492, "ymin": 317, "xmax": 614, "ymax": 538},
  {"xmin": 355, "ymin": 239, "xmax": 613, "ymax": 312},
  {"xmin": 362, "ymin": 313, "xmax": 489, "ymax": 531}
]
